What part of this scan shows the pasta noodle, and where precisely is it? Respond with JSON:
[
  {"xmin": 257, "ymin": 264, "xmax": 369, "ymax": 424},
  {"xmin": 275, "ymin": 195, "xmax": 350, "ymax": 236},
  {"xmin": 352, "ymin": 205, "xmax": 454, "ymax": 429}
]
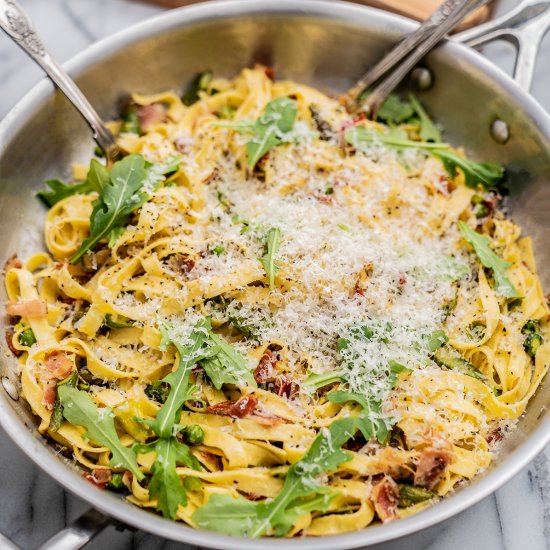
[{"xmin": 4, "ymin": 67, "xmax": 549, "ymax": 537}]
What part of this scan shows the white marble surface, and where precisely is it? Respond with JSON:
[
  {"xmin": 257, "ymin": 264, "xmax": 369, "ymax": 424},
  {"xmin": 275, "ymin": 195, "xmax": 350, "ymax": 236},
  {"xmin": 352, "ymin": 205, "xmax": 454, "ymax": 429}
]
[{"xmin": 1, "ymin": 1, "xmax": 550, "ymax": 549}]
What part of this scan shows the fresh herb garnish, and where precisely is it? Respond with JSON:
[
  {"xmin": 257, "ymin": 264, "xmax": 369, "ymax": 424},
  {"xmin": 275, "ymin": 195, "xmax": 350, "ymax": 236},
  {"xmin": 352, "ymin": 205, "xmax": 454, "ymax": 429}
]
[
  {"xmin": 345, "ymin": 126, "xmax": 504, "ymax": 190},
  {"xmin": 376, "ymin": 94, "xmax": 414, "ymax": 124},
  {"xmin": 260, "ymin": 228, "xmax": 281, "ymax": 291},
  {"xmin": 217, "ymin": 97, "xmax": 298, "ymax": 168},
  {"xmin": 458, "ymin": 221, "xmax": 520, "ymax": 298},
  {"xmin": 18, "ymin": 327, "xmax": 37, "ymax": 347},
  {"xmin": 58, "ymin": 386, "xmax": 144, "ymax": 480},
  {"xmin": 408, "ymin": 94, "xmax": 442, "ymax": 142},
  {"xmin": 192, "ymin": 416, "xmax": 357, "ymax": 537},
  {"xmin": 134, "ymin": 435, "xmax": 201, "ymax": 519},
  {"xmin": 71, "ymin": 154, "xmax": 181, "ymax": 263},
  {"xmin": 426, "ymin": 330, "xmax": 449, "ymax": 352}
]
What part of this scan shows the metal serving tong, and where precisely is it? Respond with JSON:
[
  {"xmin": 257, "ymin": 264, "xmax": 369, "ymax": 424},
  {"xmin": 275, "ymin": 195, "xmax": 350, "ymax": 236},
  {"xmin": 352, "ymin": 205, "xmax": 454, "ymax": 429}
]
[
  {"xmin": 347, "ymin": 0, "xmax": 491, "ymax": 116},
  {"xmin": 0, "ymin": 0, "xmax": 119, "ymax": 161}
]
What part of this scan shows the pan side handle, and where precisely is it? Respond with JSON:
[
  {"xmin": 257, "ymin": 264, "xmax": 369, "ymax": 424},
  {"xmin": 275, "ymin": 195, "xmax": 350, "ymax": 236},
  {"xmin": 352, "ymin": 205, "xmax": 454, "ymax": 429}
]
[
  {"xmin": 455, "ymin": 0, "xmax": 550, "ymax": 92},
  {"xmin": 36, "ymin": 509, "xmax": 112, "ymax": 550}
]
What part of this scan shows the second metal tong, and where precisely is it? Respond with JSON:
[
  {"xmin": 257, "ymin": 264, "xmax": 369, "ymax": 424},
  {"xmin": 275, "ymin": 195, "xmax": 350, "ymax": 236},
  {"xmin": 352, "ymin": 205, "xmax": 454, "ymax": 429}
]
[{"xmin": 347, "ymin": 0, "xmax": 491, "ymax": 116}]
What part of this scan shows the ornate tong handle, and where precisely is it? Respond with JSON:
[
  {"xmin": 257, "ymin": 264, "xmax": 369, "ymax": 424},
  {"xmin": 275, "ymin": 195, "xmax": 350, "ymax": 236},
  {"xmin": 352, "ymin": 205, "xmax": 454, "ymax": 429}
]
[
  {"xmin": 0, "ymin": 0, "xmax": 118, "ymax": 160},
  {"xmin": 348, "ymin": 0, "xmax": 490, "ymax": 115}
]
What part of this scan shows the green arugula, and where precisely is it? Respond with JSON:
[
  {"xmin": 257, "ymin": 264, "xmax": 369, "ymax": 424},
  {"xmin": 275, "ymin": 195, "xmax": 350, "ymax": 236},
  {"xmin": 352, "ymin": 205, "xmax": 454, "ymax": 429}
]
[
  {"xmin": 37, "ymin": 158, "xmax": 109, "ymax": 207},
  {"xmin": 71, "ymin": 154, "xmax": 182, "ymax": 263},
  {"xmin": 134, "ymin": 435, "xmax": 201, "ymax": 519},
  {"xmin": 217, "ymin": 97, "xmax": 297, "ymax": 168},
  {"xmin": 409, "ymin": 94, "xmax": 442, "ymax": 142},
  {"xmin": 260, "ymin": 228, "xmax": 281, "ymax": 291},
  {"xmin": 49, "ymin": 370, "xmax": 78, "ymax": 432},
  {"xmin": 148, "ymin": 319, "xmax": 212, "ymax": 438},
  {"xmin": 458, "ymin": 221, "xmax": 520, "ymax": 298},
  {"xmin": 426, "ymin": 330, "xmax": 449, "ymax": 352},
  {"xmin": 58, "ymin": 386, "xmax": 144, "ymax": 480},
  {"xmin": 192, "ymin": 416, "xmax": 357, "ymax": 537},
  {"xmin": 200, "ymin": 331, "xmax": 256, "ymax": 389},
  {"xmin": 345, "ymin": 126, "xmax": 504, "ymax": 190},
  {"xmin": 375, "ymin": 94, "xmax": 414, "ymax": 124}
]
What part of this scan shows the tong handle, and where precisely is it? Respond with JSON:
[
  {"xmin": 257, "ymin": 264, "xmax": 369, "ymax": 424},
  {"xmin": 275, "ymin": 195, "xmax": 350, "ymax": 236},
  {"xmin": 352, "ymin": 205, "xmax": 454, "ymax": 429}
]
[{"xmin": 0, "ymin": 0, "xmax": 118, "ymax": 159}]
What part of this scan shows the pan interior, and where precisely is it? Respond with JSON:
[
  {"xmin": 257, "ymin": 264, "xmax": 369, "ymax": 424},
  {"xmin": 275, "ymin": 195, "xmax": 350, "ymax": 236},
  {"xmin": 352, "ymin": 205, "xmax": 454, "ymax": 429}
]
[{"xmin": 1, "ymin": 3, "xmax": 549, "ymax": 547}]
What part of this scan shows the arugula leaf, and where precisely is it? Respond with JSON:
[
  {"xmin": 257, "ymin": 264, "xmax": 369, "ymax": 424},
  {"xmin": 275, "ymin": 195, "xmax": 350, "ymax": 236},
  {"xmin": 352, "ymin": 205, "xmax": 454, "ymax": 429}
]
[
  {"xmin": 148, "ymin": 319, "xmax": 212, "ymax": 438},
  {"xmin": 260, "ymin": 228, "xmax": 281, "ymax": 291},
  {"xmin": 71, "ymin": 155, "xmax": 147, "ymax": 263},
  {"xmin": 376, "ymin": 94, "xmax": 414, "ymax": 124},
  {"xmin": 134, "ymin": 436, "xmax": 201, "ymax": 519},
  {"xmin": 192, "ymin": 416, "xmax": 357, "ymax": 537},
  {"xmin": 345, "ymin": 126, "xmax": 504, "ymax": 190},
  {"xmin": 409, "ymin": 94, "xmax": 442, "ymax": 142},
  {"xmin": 303, "ymin": 369, "xmax": 345, "ymax": 391},
  {"xmin": 58, "ymin": 386, "xmax": 144, "ymax": 480},
  {"xmin": 247, "ymin": 98, "xmax": 297, "ymax": 168},
  {"xmin": 435, "ymin": 149, "xmax": 504, "ymax": 190},
  {"xmin": 37, "ymin": 179, "xmax": 94, "ymax": 208},
  {"xmin": 200, "ymin": 331, "xmax": 256, "ymax": 389},
  {"xmin": 458, "ymin": 221, "xmax": 520, "ymax": 298},
  {"xmin": 71, "ymin": 154, "xmax": 182, "ymax": 263}
]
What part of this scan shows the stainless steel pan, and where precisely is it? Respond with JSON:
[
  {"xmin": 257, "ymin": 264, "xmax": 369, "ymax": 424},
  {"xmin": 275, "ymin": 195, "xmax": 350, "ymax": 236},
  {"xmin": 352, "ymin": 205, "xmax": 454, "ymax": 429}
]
[{"xmin": 1, "ymin": 1, "xmax": 550, "ymax": 548}]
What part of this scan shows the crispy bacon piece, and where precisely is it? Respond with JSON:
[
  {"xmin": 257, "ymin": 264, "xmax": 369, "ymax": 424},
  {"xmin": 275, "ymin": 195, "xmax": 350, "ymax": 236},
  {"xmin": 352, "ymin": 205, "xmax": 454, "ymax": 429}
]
[
  {"xmin": 275, "ymin": 375, "xmax": 299, "ymax": 398},
  {"xmin": 254, "ymin": 349, "xmax": 278, "ymax": 384},
  {"xmin": 340, "ymin": 114, "xmax": 366, "ymax": 134},
  {"xmin": 251, "ymin": 410, "xmax": 285, "ymax": 426},
  {"xmin": 207, "ymin": 395, "xmax": 258, "ymax": 419},
  {"xmin": 83, "ymin": 469, "xmax": 112, "ymax": 489},
  {"xmin": 44, "ymin": 351, "xmax": 74, "ymax": 380},
  {"xmin": 6, "ymin": 300, "xmax": 47, "ymax": 318},
  {"xmin": 414, "ymin": 443, "xmax": 454, "ymax": 490},
  {"xmin": 486, "ymin": 427, "xmax": 503, "ymax": 446},
  {"xmin": 5, "ymin": 330, "xmax": 22, "ymax": 357},
  {"xmin": 43, "ymin": 379, "xmax": 57, "ymax": 410},
  {"xmin": 371, "ymin": 476, "xmax": 400, "ymax": 522},
  {"xmin": 137, "ymin": 103, "xmax": 167, "ymax": 132},
  {"xmin": 168, "ymin": 254, "xmax": 195, "ymax": 278},
  {"xmin": 82, "ymin": 248, "xmax": 110, "ymax": 272},
  {"xmin": 4, "ymin": 254, "xmax": 22, "ymax": 272}
]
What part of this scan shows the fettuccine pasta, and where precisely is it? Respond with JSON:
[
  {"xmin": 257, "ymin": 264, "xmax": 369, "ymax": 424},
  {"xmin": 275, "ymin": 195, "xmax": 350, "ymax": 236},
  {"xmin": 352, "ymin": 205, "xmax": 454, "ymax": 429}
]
[{"xmin": 4, "ymin": 67, "xmax": 549, "ymax": 538}]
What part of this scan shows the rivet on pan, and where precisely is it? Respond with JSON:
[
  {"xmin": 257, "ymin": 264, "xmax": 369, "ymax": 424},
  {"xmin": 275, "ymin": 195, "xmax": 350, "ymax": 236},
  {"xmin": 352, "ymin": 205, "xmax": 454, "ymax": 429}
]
[
  {"xmin": 411, "ymin": 67, "xmax": 433, "ymax": 91},
  {"xmin": 1, "ymin": 376, "xmax": 19, "ymax": 401},
  {"xmin": 491, "ymin": 119, "xmax": 510, "ymax": 144}
]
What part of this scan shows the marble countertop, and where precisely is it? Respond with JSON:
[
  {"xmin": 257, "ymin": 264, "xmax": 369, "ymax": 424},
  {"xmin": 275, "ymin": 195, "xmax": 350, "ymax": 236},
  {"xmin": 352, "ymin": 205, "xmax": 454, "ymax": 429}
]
[{"xmin": 1, "ymin": 1, "xmax": 550, "ymax": 549}]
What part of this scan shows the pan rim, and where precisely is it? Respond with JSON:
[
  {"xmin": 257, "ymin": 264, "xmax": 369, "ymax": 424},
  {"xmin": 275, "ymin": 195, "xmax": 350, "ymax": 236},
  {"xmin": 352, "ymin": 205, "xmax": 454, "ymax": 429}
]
[{"xmin": 1, "ymin": 1, "xmax": 550, "ymax": 548}]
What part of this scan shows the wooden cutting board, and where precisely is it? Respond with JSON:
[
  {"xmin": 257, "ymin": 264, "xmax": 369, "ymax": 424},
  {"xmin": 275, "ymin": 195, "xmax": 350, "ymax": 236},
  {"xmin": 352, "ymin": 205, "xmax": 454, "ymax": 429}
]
[{"xmin": 139, "ymin": 0, "xmax": 494, "ymax": 30}]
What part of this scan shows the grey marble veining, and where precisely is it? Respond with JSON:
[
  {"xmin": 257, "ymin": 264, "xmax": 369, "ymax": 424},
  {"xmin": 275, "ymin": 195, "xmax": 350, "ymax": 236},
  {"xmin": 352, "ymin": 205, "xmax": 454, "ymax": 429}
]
[{"xmin": 1, "ymin": 0, "xmax": 550, "ymax": 549}]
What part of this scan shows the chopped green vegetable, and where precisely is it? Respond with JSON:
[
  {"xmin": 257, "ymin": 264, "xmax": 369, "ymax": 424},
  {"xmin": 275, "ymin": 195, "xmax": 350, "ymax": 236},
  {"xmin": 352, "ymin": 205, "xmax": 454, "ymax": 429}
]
[
  {"xmin": 522, "ymin": 320, "xmax": 542, "ymax": 357},
  {"xmin": 398, "ymin": 484, "xmax": 436, "ymax": 507},
  {"xmin": 433, "ymin": 346, "xmax": 485, "ymax": 380},
  {"xmin": 121, "ymin": 107, "xmax": 140, "ymax": 135},
  {"xmin": 210, "ymin": 244, "xmax": 225, "ymax": 256},
  {"xmin": 426, "ymin": 330, "xmax": 449, "ymax": 352},
  {"xmin": 18, "ymin": 328, "xmax": 36, "ymax": 347},
  {"xmin": 49, "ymin": 370, "xmax": 78, "ymax": 432},
  {"xmin": 260, "ymin": 228, "xmax": 281, "ymax": 291},
  {"xmin": 182, "ymin": 424, "xmax": 204, "ymax": 446},
  {"xmin": 192, "ymin": 416, "xmax": 357, "ymax": 537},
  {"xmin": 458, "ymin": 221, "xmax": 520, "ymax": 299},
  {"xmin": 108, "ymin": 473, "xmax": 127, "ymax": 491},
  {"xmin": 58, "ymin": 386, "xmax": 144, "ymax": 480},
  {"xmin": 217, "ymin": 105, "xmax": 236, "ymax": 120},
  {"xmin": 183, "ymin": 71, "xmax": 213, "ymax": 106},
  {"xmin": 345, "ymin": 126, "xmax": 504, "ymax": 190},
  {"xmin": 408, "ymin": 95, "xmax": 442, "ymax": 142},
  {"xmin": 145, "ymin": 380, "xmax": 171, "ymax": 404},
  {"xmin": 104, "ymin": 314, "xmax": 134, "ymax": 329},
  {"xmin": 134, "ymin": 436, "xmax": 201, "ymax": 519}
]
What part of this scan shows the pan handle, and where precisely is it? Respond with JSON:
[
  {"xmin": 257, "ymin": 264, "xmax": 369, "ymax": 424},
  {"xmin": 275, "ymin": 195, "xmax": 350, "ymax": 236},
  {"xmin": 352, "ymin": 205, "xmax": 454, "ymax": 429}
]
[{"xmin": 455, "ymin": 0, "xmax": 550, "ymax": 92}]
